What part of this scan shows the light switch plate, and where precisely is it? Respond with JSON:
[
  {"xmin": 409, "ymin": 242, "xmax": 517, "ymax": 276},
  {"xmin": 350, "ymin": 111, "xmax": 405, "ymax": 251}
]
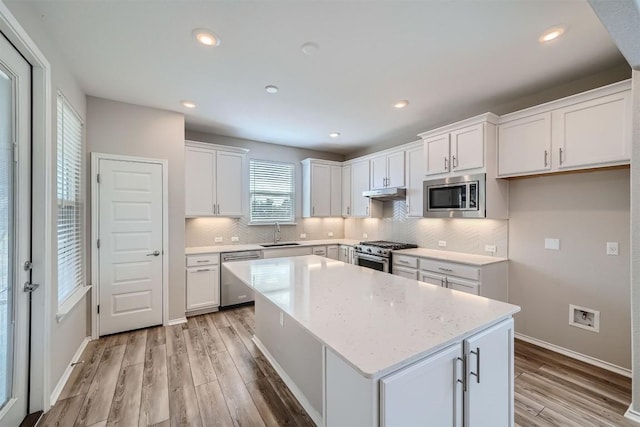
[
  {"xmin": 485, "ymin": 244, "xmax": 497, "ymax": 253},
  {"xmin": 328, "ymin": 231, "xmax": 334, "ymax": 237},
  {"xmin": 300, "ymin": 233, "xmax": 307, "ymax": 239},
  {"xmin": 606, "ymin": 242, "xmax": 619, "ymax": 256},
  {"xmin": 544, "ymin": 238, "xmax": 560, "ymax": 250},
  {"xmin": 438, "ymin": 240, "xmax": 447, "ymax": 247},
  {"xmin": 214, "ymin": 237, "xmax": 223, "ymax": 243},
  {"xmin": 231, "ymin": 236, "xmax": 239, "ymax": 242},
  {"xmin": 363, "ymin": 233, "xmax": 368, "ymax": 238}
]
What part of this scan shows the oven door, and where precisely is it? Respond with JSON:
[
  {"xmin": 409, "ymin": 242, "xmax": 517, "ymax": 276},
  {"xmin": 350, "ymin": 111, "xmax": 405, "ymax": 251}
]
[{"xmin": 355, "ymin": 252, "xmax": 389, "ymax": 273}]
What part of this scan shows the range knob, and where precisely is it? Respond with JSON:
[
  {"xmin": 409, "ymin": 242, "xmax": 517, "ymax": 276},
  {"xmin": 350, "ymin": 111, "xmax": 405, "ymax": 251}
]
[{"xmin": 367, "ymin": 248, "xmax": 372, "ymax": 253}]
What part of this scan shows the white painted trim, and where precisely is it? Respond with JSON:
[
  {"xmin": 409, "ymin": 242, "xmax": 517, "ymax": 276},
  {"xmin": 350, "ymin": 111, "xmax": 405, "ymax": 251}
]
[
  {"xmin": 167, "ymin": 317, "xmax": 188, "ymax": 326},
  {"xmin": 56, "ymin": 285, "xmax": 91, "ymax": 323},
  {"xmin": 91, "ymin": 153, "xmax": 169, "ymax": 337},
  {"xmin": 0, "ymin": 0, "xmax": 53, "ymax": 413},
  {"xmin": 253, "ymin": 336, "xmax": 323, "ymax": 426},
  {"xmin": 625, "ymin": 405, "xmax": 640, "ymax": 423},
  {"xmin": 49, "ymin": 337, "xmax": 90, "ymax": 406},
  {"xmin": 185, "ymin": 140, "xmax": 249, "ymax": 153},
  {"xmin": 514, "ymin": 333, "xmax": 631, "ymax": 378}
]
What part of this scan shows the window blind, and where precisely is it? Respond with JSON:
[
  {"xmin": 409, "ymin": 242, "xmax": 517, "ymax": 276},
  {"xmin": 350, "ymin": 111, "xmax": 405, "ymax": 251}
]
[
  {"xmin": 57, "ymin": 93, "xmax": 84, "ymax": 305},
  {"xmin": 249, "ymin": 160, "xmax": 295, "ymax": 223}
]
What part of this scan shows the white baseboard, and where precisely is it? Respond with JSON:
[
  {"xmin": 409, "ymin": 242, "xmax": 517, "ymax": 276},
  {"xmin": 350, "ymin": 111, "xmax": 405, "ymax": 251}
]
[
  {"xmin": 625, "ymin": 405, "xmax": 640, "ymax": 423},
  {"xmin": 49, "ymin": 337, "xmax": 91, "ymax": 406},
  {"xmin": 515, "ymin": 333, "xmax": 631, "ymax": 378},
  {"xmin": 167, "ymin": 317, "xmax": 187, "ymax": 326},
  {"xmin": 253, "ymin": 336, "xmax": 322, "ymax": 426}
]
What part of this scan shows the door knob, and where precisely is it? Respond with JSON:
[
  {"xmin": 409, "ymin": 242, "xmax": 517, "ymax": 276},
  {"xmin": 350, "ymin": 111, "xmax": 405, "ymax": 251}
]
[{"xmin": 146, "ymin": 250, "xmax": 161, "ymax": 257}]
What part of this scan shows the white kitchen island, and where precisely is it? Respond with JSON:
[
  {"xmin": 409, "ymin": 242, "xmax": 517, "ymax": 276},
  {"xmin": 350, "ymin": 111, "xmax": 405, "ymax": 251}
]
[{"xmin": 223, "ymin": 255, "xmax": 520, "ymax": 427}]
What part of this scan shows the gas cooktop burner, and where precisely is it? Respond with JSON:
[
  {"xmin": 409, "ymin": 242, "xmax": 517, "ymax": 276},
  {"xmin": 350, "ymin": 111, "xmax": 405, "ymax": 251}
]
[{"xmin": 357, "ymin": 240, "xmax": 418, "ymax": 250}]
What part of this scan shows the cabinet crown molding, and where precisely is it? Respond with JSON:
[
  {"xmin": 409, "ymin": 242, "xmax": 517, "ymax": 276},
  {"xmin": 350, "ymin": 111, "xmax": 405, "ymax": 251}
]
[
  {"xmin": 417, "ymin": 112, "xmax": 499, "ymax": 139},
  {"xmin": 301, "ymin": 158, "xmax": 343, "ymax": 166},
  {"xmin": 185, "ymin": 139, "xmax": 250, "ymax": 154}
]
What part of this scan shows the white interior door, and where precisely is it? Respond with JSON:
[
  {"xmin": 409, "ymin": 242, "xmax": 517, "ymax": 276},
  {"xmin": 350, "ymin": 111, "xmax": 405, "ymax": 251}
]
[
  {"xmin": 0, "ymin": 31, "xmax": 31, "ymax": 425},
  {"xmin": 97, "ymin": 158, "xmax": 163, "ymax": 336}
]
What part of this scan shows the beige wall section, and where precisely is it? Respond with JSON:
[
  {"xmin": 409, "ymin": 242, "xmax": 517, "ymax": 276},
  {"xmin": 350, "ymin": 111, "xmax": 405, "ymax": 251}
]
[
  {"xmin": 87, "ymin": 97, "xmax": 186, "ymax": 321},
  {"xmin": 630, "ymin": 71, "xmax": 640, "ymax": 412},
  {"xmin": 509, "ymin": 168, "xmax": 631, "ymax": 369},
  {"xmin": 5, "ymin": 0, "xmax": 90, "ymax": 399}
]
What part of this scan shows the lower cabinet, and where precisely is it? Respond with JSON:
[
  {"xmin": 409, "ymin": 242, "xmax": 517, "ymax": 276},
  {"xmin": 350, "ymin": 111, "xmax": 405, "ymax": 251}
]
[
  {"xmin": 339, "ymin": 245, "xmax": 356, "ymax": 264},
  {"xmin": 327, "ymin": 245, "xmax": 339, "ymax": 260},
  {"xmin": 381, "ymin": 318, "xmax": 514, "ymax": 427},
  {"xmin": 185, "ymin": 258, "xmax": 220, "ymax": 312}
]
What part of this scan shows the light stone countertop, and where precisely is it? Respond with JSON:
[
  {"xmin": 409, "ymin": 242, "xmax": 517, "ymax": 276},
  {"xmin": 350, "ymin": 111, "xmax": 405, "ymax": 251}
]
[
  {"xmin": 223, "ymin": 255, "xmax": 520, "ymax": 379},
  {"xmin": 393, "ymin": 248, "xmax": 507, "ymax": 266},
  {"xmin": 185, "ymin": 239, "xmax": 361, "ymax": 255}
]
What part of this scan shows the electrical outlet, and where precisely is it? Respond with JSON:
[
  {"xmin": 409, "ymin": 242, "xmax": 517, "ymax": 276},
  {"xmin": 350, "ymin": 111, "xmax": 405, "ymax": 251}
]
[
  {"xmin": 606, "ymin": 242, "xmax": 619, "ymax": 256},
  {"xmin": 363, "ymin": 233, "xmax": 368, "ymax": 239},
  {"xmin": 438, "ymin": 240, "xmax": 447, "ymax": 247},
  {"xmin": 485, "ymin": 244, "xmax": 497, "ymax": 253},
  {"xmin": 569, "ymin": 304, "xmax": 600, "ymax": 333},
  {"xmin": 300, "ymin": 233, "xmax": 307, "ymax": 239},
  {"xmin": 328, "ymin": 231, "xmax": 334, "ymax": 237},
  {"xmin": 231, "ymin": 236, "xmax": 239, "ymax": 242},
  {"xmin": 544, "ymin": 238, "xmax": 560, "ymax": 250},
  {"xmin": 214, "ymin": 237, "xmax": 223, "ymax": 243},
  {"xmin": 279, "ymin": 312, "xmax": 284, "ymax": 327}
]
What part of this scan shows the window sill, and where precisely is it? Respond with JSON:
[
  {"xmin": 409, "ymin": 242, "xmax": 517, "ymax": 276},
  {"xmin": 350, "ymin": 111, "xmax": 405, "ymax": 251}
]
[
  {"xmin": 56, "ymin": 285, "xmax": 92, "ymax": 323},
  {"xmin": 248, "ymin": 222, "xmax": 297, "ymax": 226}
]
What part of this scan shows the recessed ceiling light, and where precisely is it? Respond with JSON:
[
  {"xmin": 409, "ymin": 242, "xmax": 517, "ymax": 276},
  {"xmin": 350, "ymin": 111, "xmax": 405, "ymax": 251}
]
[
  {"xmin": 301, "ymin": 42, "xmax": 320, "ymax": 56},
  {"xmin": 329, "ymin": 132, "xmax": 341, "ymax": 138},
  {"xmin": 539, "ymin": 26, "xmax": 565, "ymax": 43},
  {"xmin": 192, "ymin": 28, "xmax": 221, "ymax": 47},
  {"xmin": 394, "ymin": 100, "xmax": 409, "ymax": 109},
  {"xmin": 181, "ymin": 100, "xmax": 196, "ymax": 108},
  {"xmin": 265, "ymin": 85, "xmax": 279, "ymax": 94}
]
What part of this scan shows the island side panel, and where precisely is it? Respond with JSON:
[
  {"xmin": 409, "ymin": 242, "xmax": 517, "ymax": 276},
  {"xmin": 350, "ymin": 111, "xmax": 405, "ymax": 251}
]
[{"xmin": 254, "ymin": 293, "xmax": 324, "ymax": 417}]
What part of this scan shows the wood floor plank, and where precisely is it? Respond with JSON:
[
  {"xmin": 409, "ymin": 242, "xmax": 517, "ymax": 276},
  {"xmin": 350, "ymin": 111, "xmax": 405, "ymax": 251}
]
[
  {"xmin": 165, "ymin": 325, "xmax": 187, "ymax": 357},
  {"xmin": 123, "ymin": 329, "xmax": 148, "ymax": 368},
  {"xmin": 168, "ymin": 352, "xmax": 194, "ymax": 391},
  {"xmin": 146, "ymin": 326, "xmax": 166, "ymax": 348},
  {"xmin": 211, "ymin": 311, "xmax": 231, "ymax": 329},
  {"xmin": 195, "ymin": 381, "xmax": 234, "ymax": 427},
  {"xmin": 148, "ymin": 421, "xmax": 170, "ymax": 427},
  {"xmin": 168, "ymin": 385, "xmax": 202, "ymax": 427},
  {"xmin": 514, "ymin": 390, "xmax": 544, "ymax": 417},
  {"xmin": 186, "ymin": 316, "xmax": 200, "ymax": 330},
  {"xmin": 139, "ymin": 345, "xmax": 169, "ymax": 426},
  {"xmin": 196, "ymin": 315, "xmax": 228, "ymax": 355},
  {"xmin": 59, "ymin": 339, "xmax": 107, "ymax": 400},
  {"xmin": 103, "ymin": 332, "xmax": 129, "ymax": 349},
  {"xmin": 211, "ymin": 351, "xmax": 266, "ymax": 427},
  {"xmin": 39, "ymin": 395, "xmax": 85, "ymax": 427},
  {"xmin": 184, "ymin": 328, "xmax": 217, "ymax": 386},
  {"xmin": 218, "ymin": 326, "xmax": 264, "ymax": 384},
  {"xmin": 224, "ymin": 309, "xmax": 260, "ymax": 358},
  {"xmin": 106, "ymin": 363, "xmax": 144, "ymax": 426},
  {"xmin": 514, "ymin": 407, "xmax": 554, "ymax": 427},
  {"xmin": 75, "ymin": 345, "xmax": 126, "ymax": 426},
  {"xmin": 246, "ymin": 378, "xmax": 297, "ymax": 427}
]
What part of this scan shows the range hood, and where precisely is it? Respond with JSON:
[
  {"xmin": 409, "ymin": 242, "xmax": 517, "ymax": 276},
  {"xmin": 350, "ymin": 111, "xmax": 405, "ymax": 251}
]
[{"xmin": 362, "ymin": 187, "xmax": 406, "ymax": 201}]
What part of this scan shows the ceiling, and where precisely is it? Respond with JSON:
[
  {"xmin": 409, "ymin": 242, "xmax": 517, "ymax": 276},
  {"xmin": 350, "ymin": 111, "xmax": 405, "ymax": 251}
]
[{"xmin": 17, "ymin": 0, "xmax": 627, "ymax": 155}]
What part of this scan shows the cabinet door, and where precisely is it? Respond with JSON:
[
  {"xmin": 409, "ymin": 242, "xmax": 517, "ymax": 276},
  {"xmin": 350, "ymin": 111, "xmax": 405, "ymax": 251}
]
[
  {"xmin": 387, "ymin": 151, "xmax": 405, "ymax": 187},
  {"xmin": 186, "ymin": 266, "xmax": 219, "ymax": 311},
  {"xmin": 446, "ymin": 277, "xmax": 480, "ymax": 296},
  {"xmin": 465, "ymin": 318, "xmax": 514, "ymax": 427},
  {"xmin": 330, "ymin": 165, "xmax": 342, "ymax": 217},
  {"xmin": 424, "ymin": 133, "xmax": 450, "ymax": 175},
  {"xmin": 405, "ymin": 145, "xmax": 424, "ymax": 217},
  {"xmin": 554, "ymin": 91, "xmax": 631, "ymax": 170},
  {"xmin": 312, "ymin": 246, "xmax": 327, "ymax": 257},
  {"xmin": 351, "ymin": 160, "xmax": 370, "ymax": 217},
  {"xmin": 451, "ymin": 123, "xmax": 484, "ymax": 172},
  {"xmin": 341, "ymin": 165, "xmax": 351, "ymax": 217},
  {"xmin": 339, "ymin": 246, "xmax": 349, "ymax": 263},
  {"xmin": 311, "ymin": 163, "xmax": 331, "ymax": 217},
  {"xmin": 185, "ymin": 147, "xmax": 215, "ymax": 216},
  {"xmin": 381, "ymin": 343, "xmax": 463, "ymax": 427},
  {"xmin": 370, "ymin": 155, "xmax": 388, "ymax": 189},
  {"xmin": 393, "ymin": 266, "xmax": 418, "ymax": 280},
  {"xmin": 327, "ymin": 245, "xmax": 339, "ymax": 260},
  {"xmin": 216, "ymin": 151, "xmax": 244, "ymax": 216},
  {"xmin": 498, "ymin": 113, "xmax": 551, "ymax": 177},
  {"xmin": 420, "ymin": 271, "xmax": 445, "ymax": 287}
]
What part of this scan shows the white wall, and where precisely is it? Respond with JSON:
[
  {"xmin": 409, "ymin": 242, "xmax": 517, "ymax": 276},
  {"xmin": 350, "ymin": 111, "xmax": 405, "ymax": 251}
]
[
  {"xmin": 509, "ymin": 168, "xmax": 631, "ymax": 369},
  {"xmin": 4, "ymin": 0, "xmax": 89, "ymax": 402},
  {"xmin": 630, "ymin": 70, "xmax": 640, "ymax": 413},
  {"xmin": 87, "ymin": 97, "xmax": 186, "ymax": 321}
]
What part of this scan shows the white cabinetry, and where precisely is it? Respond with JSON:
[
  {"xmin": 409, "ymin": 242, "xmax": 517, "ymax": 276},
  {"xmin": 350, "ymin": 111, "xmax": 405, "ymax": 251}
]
[
  {"xmin": 339, "ymin": 245, "xmax": 355, "ymax": 264},
  {"xmin": 404, "ymin": 142, "xmax": 424, "ymax": 217},
  {"xmin": 262, "ymin": 246, "xmax": 313, "ymax": 259},
  {"xmin": 302, "ymin": 159, "xmax": 342, "ymax": 218},
  {"xmin": 327, "ymin": 245, "xmax": 339, "ymax": 260},
  {"xmin": 498, "ymin": 80, "xmax": 631, "ymax": 178},
  {"xmin": 341, "ymin": 165, "xmax": 351, "ymax": 217},
  {"xmin": 350, "ymin": 160, "xmax": 382, "ymax": 218},
  {"xmin": 381, "ymin": 318, "xmax": 514, "ymax": 427},
  {"xmin": 185, "ymin": 254, "xmax": 220, "ymax": 313},
  {"xmin": 370, "ymin": 151, "xmax": 405, "ymax": 189},
  {"xmin": 312, "ymin": 246, "xmax": 327, "ymax": 257},
  {"xmin": 185, "ymin": 141, "xmax": 247, "ymax": 217}
]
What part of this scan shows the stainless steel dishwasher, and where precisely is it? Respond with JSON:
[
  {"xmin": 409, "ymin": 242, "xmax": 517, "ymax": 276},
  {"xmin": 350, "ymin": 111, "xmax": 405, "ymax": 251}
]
[{"xmin": 220, "ymin": 250, "xmax": 263, "ymax": 308}]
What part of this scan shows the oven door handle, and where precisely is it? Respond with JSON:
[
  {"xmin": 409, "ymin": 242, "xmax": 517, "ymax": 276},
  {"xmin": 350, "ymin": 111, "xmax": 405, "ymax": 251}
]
[{"xmin": 356, "ymin": 253, "xmax": 389, "ymax": 263}]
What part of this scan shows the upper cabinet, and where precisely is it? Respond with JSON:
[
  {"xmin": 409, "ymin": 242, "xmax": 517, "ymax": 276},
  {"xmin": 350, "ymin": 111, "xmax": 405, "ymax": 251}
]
[
  {"xmin": 341, "ymin": 165, "xmax": 352, "ymax": 217},
  {"xmin": 185, "ymin": 141, "xmax": 248, "ymax": 217},
  {"xmin": 419, "ymin": 113, "xmax": 498, "ymax": 178},
  {"xmin": 350, "ymin": 159, "xmax": 382, "ymax": 218},
  {"xmin": 498, "ymin": 80, "xmax": 631, "ymax": 178},
  {"xmin": 405, "ymin": 142, "xmax": 424, "ymax": 217},
  {"xmin": 301, "ymin": 159, "xmax": 342, "ymax": 218},
  {"xmin": 370, "ymin": 150, "xmax": 405, "ymax": 189}
]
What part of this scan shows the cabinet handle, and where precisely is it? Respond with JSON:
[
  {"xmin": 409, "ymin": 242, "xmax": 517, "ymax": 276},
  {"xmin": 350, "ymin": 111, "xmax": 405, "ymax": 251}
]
[
  {"xmin": 544, "ymin": 150, "xmax": 548, "ymax": 167},
  {"xmin": 196, "ymin": 268, "xmax": 213, "ymax": 272},
  {"xmin": 347, "ymin": 207, "xmax": 350, "ymax": 215},
  {"xmin": 213, "ymin": 204, "xmax": 216, "ymax": 215},
  {"xmin": 366, "ymin": 206, "xmax": 369, "ymax": 215},
  {"xmin": 196, "ymin": 260, "xmax": 209, "ymax": 263},
  {"xmin": 456, "ymin": 356, "xmax": 466, "ymax": 392},
  {"xmin": 452, "ymin": 155, "xmax": 457, "ymax": 169},
  {"xmin": 397, "ymin": 259, "xmax": 409, "ymax": 265},
  {"xmin": 217, "ymin": 204, "xmax": 220, "ymax": 215},
  {"xmin": 438, "ymin": 267, "xmax": 453, "ymax": 272},
  {"xmin": 559, "ymin": 148, "xmax": 564, "ymax": 165},
  {"xmin": 444, "ymin": 157, "xmax": 448, "ymax": 170},
  {"xmin": 312, "ymin": 206, "xmax": 315, "ymax": 216},
  {"xmin": 470, "ymin": 347, "xmax": 481, "ymax": 384},
  {"xmin": 444, "ymin": 277, "xmax": 449, "ymax": 288}
]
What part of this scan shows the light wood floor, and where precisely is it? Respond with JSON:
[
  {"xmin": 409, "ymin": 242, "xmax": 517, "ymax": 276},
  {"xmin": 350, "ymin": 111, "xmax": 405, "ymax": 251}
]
[{"xmin": 38, "ymin": 306, "xmax": 633, "ymax": 427}]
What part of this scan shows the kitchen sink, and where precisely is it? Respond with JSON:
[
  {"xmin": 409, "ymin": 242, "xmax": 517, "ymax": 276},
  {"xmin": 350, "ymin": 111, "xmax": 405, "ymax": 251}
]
[{"xmin": 260, "ymin": 242, "xmax": 301, "ymax": 247}]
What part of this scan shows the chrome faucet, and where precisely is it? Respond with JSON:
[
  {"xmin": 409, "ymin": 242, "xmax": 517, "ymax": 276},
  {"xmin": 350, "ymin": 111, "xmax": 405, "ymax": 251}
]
[{"xmin": 274, "ymin": 222, "xmax": 281, "ymax": 243}]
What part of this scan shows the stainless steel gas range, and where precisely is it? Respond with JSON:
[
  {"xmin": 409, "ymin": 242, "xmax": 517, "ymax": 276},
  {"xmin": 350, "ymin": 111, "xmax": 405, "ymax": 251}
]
[{"xmin": 354, "ymin": 240, "xmax": 418, "ymax": 273}]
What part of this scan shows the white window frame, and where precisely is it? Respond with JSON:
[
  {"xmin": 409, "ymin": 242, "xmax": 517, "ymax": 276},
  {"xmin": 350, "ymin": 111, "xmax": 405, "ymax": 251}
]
[
  {"xmin": 249, "ymin": 159, "xmax": 295, "ymax": 224},
  {"xmin": 56, "ymin": 91, "xmax": 89, "ymax": 319}
]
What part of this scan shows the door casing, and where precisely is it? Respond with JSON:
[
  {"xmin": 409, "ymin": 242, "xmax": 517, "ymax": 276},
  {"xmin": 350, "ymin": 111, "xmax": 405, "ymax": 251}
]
[{"xmin": 91, "ymin": 153, "xmax": 169, "ymax": 339}]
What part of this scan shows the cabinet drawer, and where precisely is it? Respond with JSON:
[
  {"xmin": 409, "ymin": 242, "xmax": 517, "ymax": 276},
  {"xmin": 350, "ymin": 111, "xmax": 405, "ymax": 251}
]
[
  {"xmin": 393, "ymin": 266, "xmax": 419, "ymax": 280},
  {"xmin": 419, "ymin": 259, "xmax": 479, "ymax": 281},
  {"xmin": 393, "ymin": 255, "xmax": 418, "ymax": 268},
  {"xmin": 186, "ymin": 254, "xmax": 219, "ymax": 267},
  {"xmin": 312, "ymin": 246, "xmax": 327, "ymax": 256}
]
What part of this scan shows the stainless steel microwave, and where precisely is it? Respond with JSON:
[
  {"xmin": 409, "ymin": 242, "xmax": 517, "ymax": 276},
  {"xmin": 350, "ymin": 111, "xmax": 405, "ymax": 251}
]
[{"xmin": 423, "ymin": 173, "xmax": 486, "ymax": 218}]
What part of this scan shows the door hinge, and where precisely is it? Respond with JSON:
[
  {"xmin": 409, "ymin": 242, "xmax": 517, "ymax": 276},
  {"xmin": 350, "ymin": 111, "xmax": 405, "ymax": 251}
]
[
  {"xmin": 97, "ymin": 239, "xmax": 101, "ymax": 249},
  {"xmin": 97, "ymin": 305, "xmax": 100, "ymax": 314},
  {"xmin": 24, "ymin": 260, "xmax": 32, "ymax": 271},
  {"xmin": 23, "ymin": 282, "xmax": 40, "ymax": 293},
  {"xmin": 96, "ymin": 173, "xmax": 100, "ymax": 183}
]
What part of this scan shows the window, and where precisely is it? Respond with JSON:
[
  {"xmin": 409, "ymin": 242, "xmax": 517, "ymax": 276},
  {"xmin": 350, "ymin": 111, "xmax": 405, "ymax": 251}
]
[
  {"xmin": 57, "ymin": 93, "xmax": 85, "ymax": 305},
  {"xmin": 249, "ymin": 159, "xmax": 295, "ymax": 223}
]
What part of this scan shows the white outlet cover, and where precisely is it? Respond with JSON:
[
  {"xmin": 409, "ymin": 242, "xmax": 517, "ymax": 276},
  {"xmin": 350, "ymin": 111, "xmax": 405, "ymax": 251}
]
[
  {"xmin": 300, "ymin": 233, "xmax": 307, "ymax": 239},
  {"xmin": 328, "ymin": 231, "xmax": 334, "ymax": 237},
  {"xmin": 485, "ymin": 244, "xmax": 497, "ymax": 253},
  {"xmin": 231, "ymin": 236, "xmax": 239, "ymax": 242},
  {"xmin": 214, "ymin": 237, "xmax": 223, "ymax": 243},
  {"xmin": 606, "ymin": 242, "xmax": 619, "ymax": 256},
  {"xmin": 438, "ymin": 240, "xmax": 447, "ymax": 247},
  {"xmin": 544, "ymin": 238, "xmax": 560, "ymax": 250},
  {"xmin": 363, "ymin": 233, "xmax": 368, "ymax": 238}
]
